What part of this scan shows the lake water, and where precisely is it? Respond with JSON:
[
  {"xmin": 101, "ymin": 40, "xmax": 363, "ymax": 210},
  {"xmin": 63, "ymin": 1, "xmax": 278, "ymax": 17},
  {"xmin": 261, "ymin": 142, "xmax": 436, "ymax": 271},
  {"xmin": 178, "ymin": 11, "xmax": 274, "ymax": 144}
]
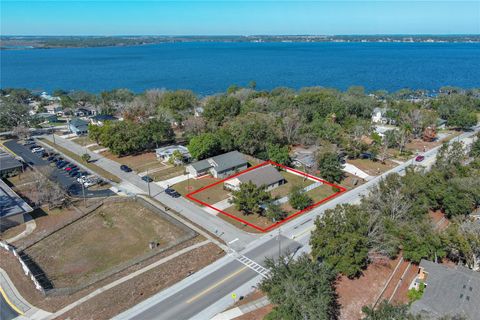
[{"xmin": 1, "ymin": 42, "xmax": 480, "ymax": 95}]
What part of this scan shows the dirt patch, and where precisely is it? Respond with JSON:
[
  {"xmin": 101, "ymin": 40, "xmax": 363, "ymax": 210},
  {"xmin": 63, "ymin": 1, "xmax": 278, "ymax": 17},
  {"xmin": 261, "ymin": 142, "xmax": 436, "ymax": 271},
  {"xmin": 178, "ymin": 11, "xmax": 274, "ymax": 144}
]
[
  {"xmin": 23, "ymin": 200, "xmax": 188, "ymax": 289},
  {"xmin": 348, "ymin": 159, "xmax": 397, "ymax": 176},
  {"xmin": 58, "ymin": 242, "xmax": 224, "ymax": 320},
  {"xmin": 234, "ymin": 305, "xmax": 273, "ymax": 320},
  {"xmin": 336, "ymin": 256, "xmax": 401, "ymax": 320},
  {"xmin": 150, "ymin": 165, "xmax": 186, "ymax": 181},
  {"xmin": 100, "ymin": 150, "xmax": 164, "ymax": 173},
  {"xmin": 0, "ymin": 223, "xmax": 26, "ymax": 241}
]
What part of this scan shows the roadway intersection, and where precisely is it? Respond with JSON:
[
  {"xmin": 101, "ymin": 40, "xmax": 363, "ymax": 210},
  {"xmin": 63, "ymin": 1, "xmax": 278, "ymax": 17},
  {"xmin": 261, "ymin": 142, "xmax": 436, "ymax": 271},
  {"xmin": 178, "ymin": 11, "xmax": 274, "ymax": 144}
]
[{"xmin": 38, "ymin": 127, "xmax": 479, "ymax": 319}]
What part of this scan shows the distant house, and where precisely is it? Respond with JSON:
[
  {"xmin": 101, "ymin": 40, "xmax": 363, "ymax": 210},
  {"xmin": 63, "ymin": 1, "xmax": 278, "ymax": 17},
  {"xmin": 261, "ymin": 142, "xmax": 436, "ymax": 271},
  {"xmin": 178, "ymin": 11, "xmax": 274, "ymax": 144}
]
[
  {"xmin": 90, "ymin": 114, "xmax": 118, "ymax": 126},
  {"xmin": 291, "ymin": 145, "xmax": 318, "ymax": 169},
  {"xmin": 410, "ymin": 260, "xmax": 480, "ymax": 319},
  {"xmin": 186, "ymin": 151, "xmax": 248, "ymax": 179},
  {"xmin": 0, "ymin": 179, "xmax": 33, "ymax": 231},
  {"xmin": 74, "ymin": 107, "xmax": 95, "ymax": 117},
  {"xmin": 155, "ymin": 145, "xmax": 191, "ymax": 164},
  {"xmin": 437, "ymin": 118, "xmax": 447, "ymax": 130},
  {"xmin": 194, "ymin": 107, "xmax": 204, "ymax": 117},
  {"xmin": 68, "ymin": 118, "xmax": 89, "ymax": 136},
  {"xmin": 0, "ymin": 149, "xmax": 23, "ymax": 177},
  {"xmin": 45, "ymin": 103, "xmax": 63, "ymax": 116},
  {"xmin": 224, "ymin": 164, "xmax": 285, "ymax": 191},
  {"xmin": 35, "ymin": 113, "xmax": 58, "ymax": 123}
]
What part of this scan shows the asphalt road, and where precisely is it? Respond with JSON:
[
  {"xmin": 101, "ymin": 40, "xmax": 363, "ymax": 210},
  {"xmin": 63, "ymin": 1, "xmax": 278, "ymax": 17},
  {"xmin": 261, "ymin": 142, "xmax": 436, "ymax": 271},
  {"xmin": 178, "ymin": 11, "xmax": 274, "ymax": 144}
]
[
  {"xmin": 121, "ymin": 235, "xmax": 300, "ymax": 320},
  {"xmin": 115, "ymin": 126, "xmax": 480, "ymax": 320},
  {"xmin": 3, "ymin": 140, "xmax": 114, "ymax": 198},
  {"xmin": 0, "ymin": 293, "xmax": 18, "ymax": 320}
]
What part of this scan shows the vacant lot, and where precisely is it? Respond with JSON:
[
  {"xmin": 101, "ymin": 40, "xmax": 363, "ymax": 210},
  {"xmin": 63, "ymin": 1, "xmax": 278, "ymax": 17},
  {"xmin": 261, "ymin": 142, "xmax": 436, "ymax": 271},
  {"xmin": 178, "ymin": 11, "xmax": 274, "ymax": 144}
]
[
  {"xmin": 71, "ymin": 136, "xmax": 96, "ymax": 147},
  {"xmin": 348, "ymin": 159, "xmax": 397, "ymax": 176},
  {"xmin": 24, "ymin": 200, "xmax": 188, "ymax": 288},
  {"xmin": 101, "ymin": 150, "xmax": 165, "ymax": 173},
  {"xmin": 174, "ymin": 176, "xmax": 221, "ymax": 196},
  {"xmin": 149, "ymin": 164, "xmax": 185, "ymax": 181}
]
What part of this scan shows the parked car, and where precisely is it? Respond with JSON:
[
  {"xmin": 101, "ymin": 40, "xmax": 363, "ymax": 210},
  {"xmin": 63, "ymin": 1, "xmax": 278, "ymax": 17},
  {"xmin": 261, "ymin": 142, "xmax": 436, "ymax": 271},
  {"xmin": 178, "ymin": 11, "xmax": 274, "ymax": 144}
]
[
  {"xmin": 29, "ymin": 145, "xmax": 39, "ymax": 150},
  {"xmin": 120, "ymin": 165, "xmax": 132, "ymax": 172},
  {"xmin": 23, "ymin": 140, "xmax": 35, "ymax": 146},
  {"xmin": 142, "ymin": 176, "xmax": 153, "ymax": 182},
  {"xmin": 415, "ymin": 155, "xmax": 425, "ymax": 162},
  {"xmin": 31, "ymin": 147, "xmax": 44, "ymax": 153},
  {"xmin": 69, "ymin": 169, "xmax": 79, "ymax": 176},
  {"xmin": 165, "ymin": 188, "xmax": 181, "ymax": 198},
  {"xmin": 359, "ymin": 152, "xmax": 374, "ymax": 160},
  {"xmin": 47, "ymin": 155, "xmax": 56, "ymax": 161}
]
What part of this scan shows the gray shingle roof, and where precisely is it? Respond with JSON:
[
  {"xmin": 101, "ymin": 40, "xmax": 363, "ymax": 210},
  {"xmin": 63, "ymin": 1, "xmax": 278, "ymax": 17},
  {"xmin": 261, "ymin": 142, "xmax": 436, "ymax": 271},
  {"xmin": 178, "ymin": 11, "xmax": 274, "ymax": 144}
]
[
  {"xmin": 237, "ymin": 165, "xmax": 284, "ymax": 187},
  {"xmin": 210, "ymin": 151, "xmax": 247, "ymax": 173},
  {"xmin": 190, "ymin": 159, "xmax": 211, "ymax": 172},
  {"xmin": 0, "ymin": 179, "xmax": 33, "ymax": 218},
  {"xmin": 0, "ymin": 150, "xmax": 23, "ymax": 172},
  {"xmin": 411, "ymin": 260, "xmax": 480, "ymax": 319},
  {"xmin": 70, "ymin": 118, "xmax": 89, "ymax": 128}
]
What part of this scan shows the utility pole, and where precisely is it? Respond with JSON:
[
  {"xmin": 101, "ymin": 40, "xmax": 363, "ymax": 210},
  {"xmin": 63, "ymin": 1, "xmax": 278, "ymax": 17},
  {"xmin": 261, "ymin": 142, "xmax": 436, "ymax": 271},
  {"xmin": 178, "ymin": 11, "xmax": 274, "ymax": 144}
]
[
  {"xmin": 277, "ymin": 228, "xmax": 281, "ymax": 258},
  {"xmin": 52, "ymin": 127, "xmax": 56, "ymax": 144},
  {"xmin": 147, "ymin": 168, "xmax": 151, "ymax": 197},
  {"xmin": 81, "ymin": 181, "xmax": 86, "ymax": 207}
]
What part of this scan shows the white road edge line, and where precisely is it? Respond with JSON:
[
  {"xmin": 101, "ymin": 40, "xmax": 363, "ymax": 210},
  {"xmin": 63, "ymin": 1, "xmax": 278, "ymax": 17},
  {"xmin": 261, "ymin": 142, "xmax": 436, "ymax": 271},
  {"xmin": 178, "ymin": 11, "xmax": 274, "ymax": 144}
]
[{"xmin": 228, "ymin": 238, "xmax": 239, "ymax": 244}]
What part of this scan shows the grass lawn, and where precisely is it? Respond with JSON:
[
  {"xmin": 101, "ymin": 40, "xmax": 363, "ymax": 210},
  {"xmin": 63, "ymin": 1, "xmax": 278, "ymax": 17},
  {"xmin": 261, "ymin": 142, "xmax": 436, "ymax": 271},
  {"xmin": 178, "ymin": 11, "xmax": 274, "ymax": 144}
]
[
  {"xmin": 150, "ymin": 165, "xmax": 186, "ymax": 181},
  {"xmin": 348, "ymin": 159, "xmax": 397, "ymax": 176},
  {"xmin": 173, "ymin": 176, "xmax": 225, "ymax": 199},
  {"xmin": 101, "ymin": 150, "xmax": 165, "ymax": 173},
  {"xmin": 71, "ymin": 136, "xmax": 96, "ymax": 147},
  {"xmin": 24, "ymin": 200, "xmax": 188, "ymax": 288},
  {"xmin": 270, "ymin": 171, "xmax": 315, "ymax": 199},
  {"xmin": 306, "ymin": 184, "xmax": 337, "ymax": 203},
  {"xmin": 40, "ymin": 138, "xmax": 121, "ymax": 183}
]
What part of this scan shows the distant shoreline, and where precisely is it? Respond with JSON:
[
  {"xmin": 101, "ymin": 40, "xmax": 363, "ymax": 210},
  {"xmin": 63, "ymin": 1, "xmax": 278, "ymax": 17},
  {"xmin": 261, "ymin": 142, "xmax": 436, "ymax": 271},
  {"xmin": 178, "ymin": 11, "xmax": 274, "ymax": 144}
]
[{"xmin": 1, "ymin": 35, "xmax": 480, "ymax": 50}]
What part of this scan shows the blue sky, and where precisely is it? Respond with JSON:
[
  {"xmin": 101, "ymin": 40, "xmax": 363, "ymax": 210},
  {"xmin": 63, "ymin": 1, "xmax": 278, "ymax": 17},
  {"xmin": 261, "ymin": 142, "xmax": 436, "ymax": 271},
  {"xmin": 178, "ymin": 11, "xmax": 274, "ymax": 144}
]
[{"xmin": 1, "ymin": 1, "xmax": 479, "ymax": 35}]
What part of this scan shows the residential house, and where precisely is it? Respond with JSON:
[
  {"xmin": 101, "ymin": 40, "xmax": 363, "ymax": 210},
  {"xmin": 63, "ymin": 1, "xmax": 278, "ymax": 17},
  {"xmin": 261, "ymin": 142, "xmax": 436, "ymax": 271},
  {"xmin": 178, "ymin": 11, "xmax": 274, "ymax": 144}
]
[
  {"xmin": 0, "ymin": 179, "xmax": 33, "ymax": 231},
  {"xmin": 410, "ymin": 259, "xmax": 480, "ymax": 319},
  {"xmin": 371, "ymin": 107, "xmax": 396, "ymax": 125},
  {"xmin": 224, "ymin": 164, "xmax": 285, "ymax": 191},
  {"xmin": 437, "ymin": 118, "xmax": 447, "ymax": 130},
  {"xmin": 291, "ymin": 145, "xmax": 318, "ymax": 169},
  {"xmin": 35, "ymin": 113, "xmax": 58, "ymax": 123},
  {"xmin": 68, "ymin": 118, "xmax": 89, "ymax": 136},
  {"xmin": 194, "ymin": 107, "xmax": 204, "ymax": 117},
  {"xmin": 186, "ymin": 151, "xmax": 248, "ymax": 179},
  {"xmin": 90, "ymin": 114, "xmax": 118, "ymax": 126},
  {"xmin": 74, "ymin": 107, "xmax": 95, "ymax": 117},
  {"xmin": 155, "ymin": 145, "xmax": 191, "ymax": 164},
  {"xmin": 45, "ymin": 103, "xmax": 64, "ymax": 116}
]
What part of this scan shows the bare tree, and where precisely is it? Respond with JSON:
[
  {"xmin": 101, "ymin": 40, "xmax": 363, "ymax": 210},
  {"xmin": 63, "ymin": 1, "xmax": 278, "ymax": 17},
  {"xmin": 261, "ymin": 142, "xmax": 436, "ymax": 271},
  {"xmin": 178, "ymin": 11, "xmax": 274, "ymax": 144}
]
[
  {"xmin": 282, "ymin": 111, "xmax": 301, "ymax": 144},
  {"xmin": 31, "ymin": 167, "xmax": 67, "ymax": 210},
  {"xmin": 12, "ymin": 124, "xmax": 30, "ymax": 140}
]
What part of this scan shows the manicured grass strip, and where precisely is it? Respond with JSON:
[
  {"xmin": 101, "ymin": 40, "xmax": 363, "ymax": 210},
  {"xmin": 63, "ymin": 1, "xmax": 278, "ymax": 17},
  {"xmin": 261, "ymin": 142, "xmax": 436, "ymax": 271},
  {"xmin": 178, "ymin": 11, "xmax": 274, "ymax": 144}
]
[{"xmin": 40, "ymin": 138, "xmax": 121, "ymax": 183}]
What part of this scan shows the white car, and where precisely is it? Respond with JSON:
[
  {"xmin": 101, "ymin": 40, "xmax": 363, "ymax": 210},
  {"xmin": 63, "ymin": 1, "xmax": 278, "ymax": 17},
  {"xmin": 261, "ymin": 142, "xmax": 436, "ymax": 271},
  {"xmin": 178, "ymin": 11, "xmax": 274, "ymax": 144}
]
[{"xmin": 31, "ymin": 147, "xmax": 45, "ymax": 153}]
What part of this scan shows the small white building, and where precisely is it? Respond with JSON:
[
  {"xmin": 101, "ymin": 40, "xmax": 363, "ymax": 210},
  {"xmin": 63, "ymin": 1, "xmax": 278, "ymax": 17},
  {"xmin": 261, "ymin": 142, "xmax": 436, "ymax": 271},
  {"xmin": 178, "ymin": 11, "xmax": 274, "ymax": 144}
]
[{"xmin": 155, "ymin": 145, "xmax": 191, "ymax": 164}]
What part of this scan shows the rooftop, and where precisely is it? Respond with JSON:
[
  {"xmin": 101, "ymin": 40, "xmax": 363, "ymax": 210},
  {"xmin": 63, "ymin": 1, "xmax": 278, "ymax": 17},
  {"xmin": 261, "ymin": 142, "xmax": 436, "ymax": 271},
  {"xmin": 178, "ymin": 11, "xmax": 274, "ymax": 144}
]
[
  {"xmin": 189, "ymin": 151, "xmax": 247, "ymax": 173},
  {"xmin": 0, "ymin": 179, "xmax": 33, "ymax": 218},
  {"xmin": 69, "ymin": 118, "xmax": 89, "ymax": 127},
  {"xmin": 235, "ymin": 164, "xmax": 284, "ymax": 187},
  {"xmin": 411, "ymin": 259, "xmax": 480, "ymax": 319},
  {"xmin": 0, "ymin": 150, "xmax": 23, "ymax": 172}
]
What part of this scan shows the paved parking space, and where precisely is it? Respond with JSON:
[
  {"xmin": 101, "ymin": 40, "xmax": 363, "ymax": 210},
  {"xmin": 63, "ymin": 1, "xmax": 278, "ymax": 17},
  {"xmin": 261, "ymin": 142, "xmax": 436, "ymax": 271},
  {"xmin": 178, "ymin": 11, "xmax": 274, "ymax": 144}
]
[{"xmin": 3, "ymin": 140, "xmax": 114, "ymax": 198}]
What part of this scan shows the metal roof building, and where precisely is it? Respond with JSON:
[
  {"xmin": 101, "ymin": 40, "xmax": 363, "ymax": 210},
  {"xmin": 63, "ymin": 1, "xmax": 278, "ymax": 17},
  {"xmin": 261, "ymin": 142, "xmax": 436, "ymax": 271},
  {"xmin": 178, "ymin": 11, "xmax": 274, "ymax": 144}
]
[{"xmin": 0, "ymin": 179, "xmax": 33, "ymax": 230}]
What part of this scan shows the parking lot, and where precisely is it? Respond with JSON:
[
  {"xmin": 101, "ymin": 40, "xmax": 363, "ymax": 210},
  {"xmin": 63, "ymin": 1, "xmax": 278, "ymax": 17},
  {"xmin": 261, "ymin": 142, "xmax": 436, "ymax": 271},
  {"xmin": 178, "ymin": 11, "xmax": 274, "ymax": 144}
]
[{"xmin": 3, "ymin": 140, "xmax": 114, "ymax": 198}]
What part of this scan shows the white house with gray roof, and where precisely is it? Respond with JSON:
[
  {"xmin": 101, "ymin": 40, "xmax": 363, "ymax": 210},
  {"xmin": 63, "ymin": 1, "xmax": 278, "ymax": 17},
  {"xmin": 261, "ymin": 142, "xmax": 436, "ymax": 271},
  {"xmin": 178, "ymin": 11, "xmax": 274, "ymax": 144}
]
[
  {"xmin": 410, "ymin": 259, "xmax": 480, "ymax": 319},
  {"xmin": 224, "ymin": 164, "xmax": 285, "ymax": 191},
  {"xmin": 186, "ymin": 151, "xmax": 248, "ymax": 179}
]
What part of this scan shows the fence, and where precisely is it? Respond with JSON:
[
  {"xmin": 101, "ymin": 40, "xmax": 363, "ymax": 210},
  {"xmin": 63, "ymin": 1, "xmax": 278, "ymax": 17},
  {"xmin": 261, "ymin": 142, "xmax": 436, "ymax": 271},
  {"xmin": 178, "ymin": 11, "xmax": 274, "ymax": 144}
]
[{"xmin": 0, "ymin": 241, "xmax": 46, "ymax": 294}]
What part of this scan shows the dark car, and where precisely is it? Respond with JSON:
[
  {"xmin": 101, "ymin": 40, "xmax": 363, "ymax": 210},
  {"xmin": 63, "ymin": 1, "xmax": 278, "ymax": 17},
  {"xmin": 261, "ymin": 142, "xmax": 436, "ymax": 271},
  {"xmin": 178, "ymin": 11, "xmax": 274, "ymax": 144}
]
[
  {"xmin": 79, "ymin": 171, "xmax": 89, "ymax": 177},
  {"xmin": 165, "ymin": 188, "xmax": 181, "ymax": 198},
  {"xmin": 415, "ymin": 155, "xmax": 425, "ymax": 162},
  {"xmin": 120, "ymin": 165, "xmax": 132, "ymax": 172},
  {"xmin": 58, "ymin": 161, "xmax": 68, "ymax": 168},
  {"xmin": 359, "ymin": 152, "xmax": 373, "ymax": 160},
  {"xmin": 69, "ymin": 169, "xmax": 80, "ymax": 176},
  {"xmin": 47, "ymin": 156, "xmax": 56, "ymax": 161},
  {"xmin": 142, "ymin": 176, "xmax": 153, "ymax": 182}
]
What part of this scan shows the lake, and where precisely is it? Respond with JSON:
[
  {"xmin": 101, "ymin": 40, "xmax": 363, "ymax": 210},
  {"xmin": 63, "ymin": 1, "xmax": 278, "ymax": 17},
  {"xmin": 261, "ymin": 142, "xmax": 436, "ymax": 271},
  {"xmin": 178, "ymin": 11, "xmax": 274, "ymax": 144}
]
[{"xmin": 1, "ymin": 42, "xmax": 480, "ymax": 94}]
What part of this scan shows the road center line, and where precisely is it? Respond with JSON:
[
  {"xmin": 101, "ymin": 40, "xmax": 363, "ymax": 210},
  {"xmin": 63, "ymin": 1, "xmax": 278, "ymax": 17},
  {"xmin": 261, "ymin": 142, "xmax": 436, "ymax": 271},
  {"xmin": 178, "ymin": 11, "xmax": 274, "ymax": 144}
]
[
  {"xmin": 228, "ymin": 238, "xmax": 239, "ymax": 244},
  {"xmin": 186, "ymin": 267, "xmax": 247, "ymax": 304}
]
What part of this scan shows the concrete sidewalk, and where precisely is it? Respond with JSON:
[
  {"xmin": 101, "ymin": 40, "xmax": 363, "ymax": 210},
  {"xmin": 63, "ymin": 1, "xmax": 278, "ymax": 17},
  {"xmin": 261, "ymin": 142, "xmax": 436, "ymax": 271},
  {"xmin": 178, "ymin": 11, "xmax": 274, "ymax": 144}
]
[
  {"xmin": 343, "ymin": 163, "xmax": 373, "ymax": 180},
  {"xmin": 0, "ymin": 268, "xmax": 51, "ymax": 320}
]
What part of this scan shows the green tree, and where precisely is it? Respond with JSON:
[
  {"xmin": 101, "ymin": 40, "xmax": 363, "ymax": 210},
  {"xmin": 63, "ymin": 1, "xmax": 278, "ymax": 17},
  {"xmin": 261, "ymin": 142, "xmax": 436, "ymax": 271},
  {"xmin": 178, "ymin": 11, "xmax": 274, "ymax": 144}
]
[
  {"xmin": 267, "ymin": 144, "xmax": 291, "ymax": 165},
  {"xmin": 265, "ymin": 202, "xmax": 287, "ymax": 222},
  {"xmin": 310, "ymin": 204, "xmax": 370, "ymax": 277},
  {"xmin": 260, "ymin": 254, "xmax": 339, "ymax": 320},
  {"xmin": 158, "ymin": 90, "xmax": 197, "ymax": 123},
  {"xmin": 407, "ymin": 282, "xmax": 425, "ymax": 302},
  {"xmin": 230, "ymin": 181, "xmax": 271, "ymax": 215},
  {"xmin": 362, "ymin": 301, "xmax": 419, "ymax": 320},
  {"xmin": 317, "ymin": 152, "xmax": 344, "ymax": 183},
  {"xmin": 203, "ymin": 95, "xmax": 241, "ymax": 126},
  {"xmin": 88, "ymin": 124, "xmax": 102, "ymax": 143},
  {"xmin": 289, "ymin": 185, "xmax": 313, "ymax": 210},
  {"xmin": 81, "ymin": 153, "xmax": 91, "ymax": 163},
  {"xmin": 187, "ymin": 132, "xmax": 221, "ymax": 160},
  {"xmin": 470, "ymin": 133, "xmax": 480, "ymax": 158}
]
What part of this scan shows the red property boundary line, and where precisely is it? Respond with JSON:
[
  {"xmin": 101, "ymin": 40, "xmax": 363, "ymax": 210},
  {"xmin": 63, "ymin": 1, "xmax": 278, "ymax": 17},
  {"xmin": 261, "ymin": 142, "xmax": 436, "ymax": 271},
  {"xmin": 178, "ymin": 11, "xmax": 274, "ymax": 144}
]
[{"xmin": 186, "ymin": 160, "xmax": 347, "ymax": 233}]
